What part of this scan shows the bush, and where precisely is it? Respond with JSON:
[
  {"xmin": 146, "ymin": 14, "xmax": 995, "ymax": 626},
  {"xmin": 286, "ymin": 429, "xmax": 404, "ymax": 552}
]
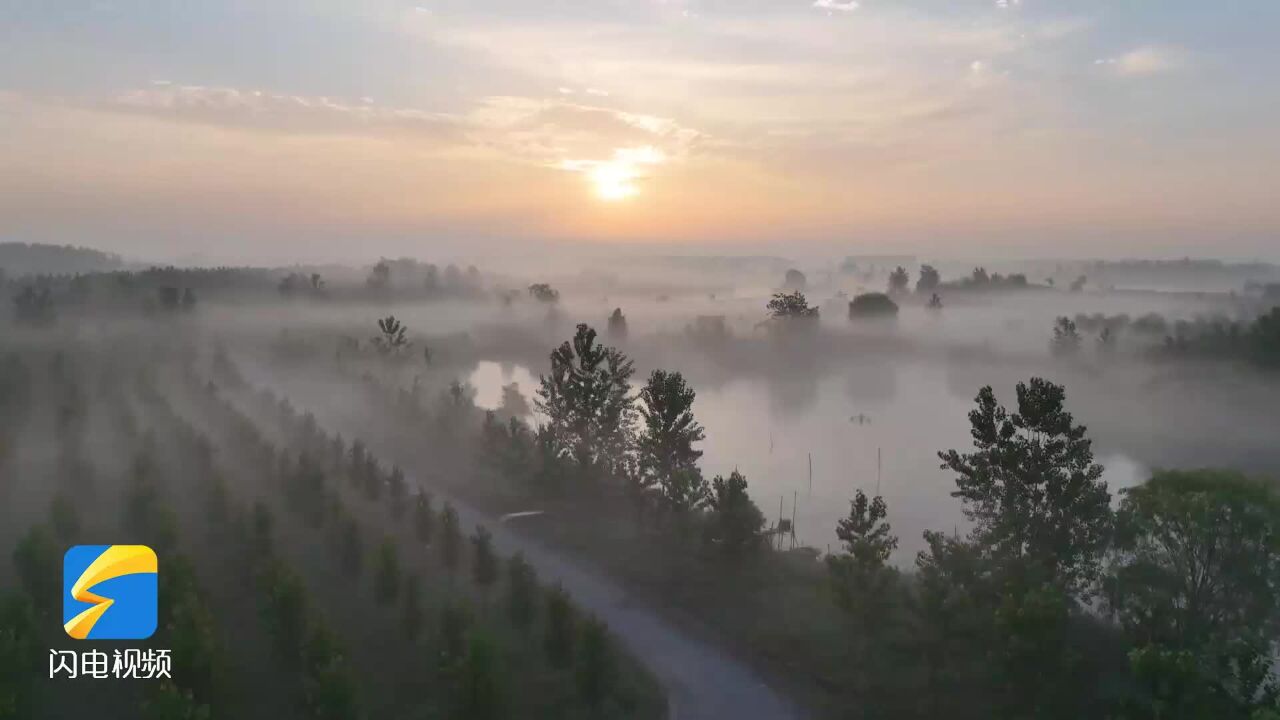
[{"xmin": 848, "ymin": 292, "xmax": 899, "ymax": 319}]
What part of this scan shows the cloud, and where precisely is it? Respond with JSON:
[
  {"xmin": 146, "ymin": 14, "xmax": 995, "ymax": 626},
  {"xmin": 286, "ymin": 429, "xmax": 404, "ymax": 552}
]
[
  {"xmin": 107, "ymin": 84, "xmax": 459, "ymax": 137},
  {"xmin": 1096, "ymin": 46, "xmax": 1185, "ymax": 78},
  {"xmin": 812, "ymin": 0, "xmax": 859, "ymax": 12},
  {"xmin": 466, "ymin": 96, "xmax": 706, "ymax": 170}
]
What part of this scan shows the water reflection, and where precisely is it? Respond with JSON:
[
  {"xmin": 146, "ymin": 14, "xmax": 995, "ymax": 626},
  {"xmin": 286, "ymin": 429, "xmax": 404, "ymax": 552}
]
[{"xmin": 466, "ymin": 358, "xmax": 1147, "ymax": 563}]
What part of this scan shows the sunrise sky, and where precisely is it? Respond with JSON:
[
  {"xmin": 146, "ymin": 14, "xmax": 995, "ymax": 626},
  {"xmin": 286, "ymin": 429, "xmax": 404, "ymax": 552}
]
[{"xmin": 2, "ymin": 1, "xmax": 1278, "ymax": 263}]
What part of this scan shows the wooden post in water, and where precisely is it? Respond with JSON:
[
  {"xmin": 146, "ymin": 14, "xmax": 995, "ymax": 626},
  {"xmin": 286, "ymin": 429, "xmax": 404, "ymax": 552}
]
[
  {"xmin": 791, "ymin": 490, "xmax": 798, "ymax": 550},
  {"xmin": 777, "ymin": 495, "xmax": 784, "ymax": 551},
  {"xmin": 876, "ymin": 447, "xmax": 882, "ymax": 496}
]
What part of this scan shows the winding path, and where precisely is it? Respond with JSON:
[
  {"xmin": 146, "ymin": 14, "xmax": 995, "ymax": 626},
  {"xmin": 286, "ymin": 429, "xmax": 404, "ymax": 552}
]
[{"xmin": 239, "ymin": 364, "xmax": 801, "ymax": 720}]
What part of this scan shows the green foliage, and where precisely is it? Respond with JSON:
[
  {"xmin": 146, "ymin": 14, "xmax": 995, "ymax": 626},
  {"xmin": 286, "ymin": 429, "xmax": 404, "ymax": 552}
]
[
  {"xmin": 162, "ymin": 558, "xmax": 225, "ymax": 706},
  {"xmin": 1106, "ymin": 470, "xmax": 1280, "ymax": 717},
  {"xmin": 703, "ymin": 470, "xmax": 766, "ymax": 558},
  {"xmin": 1107, "ymin": 470, "xmax": 1280, "ymax": 650},
  {"xmin": 544, "ymin": 584, "xmax": 576, "ymax": 668},
  {"xmin": 827, "ymin": 491, "xmax": 899, "ymax": 623},
  {"xmin": 12, "ymin": 525, "xmax": 59, "ymax": 614},
  {"xmin": 506, "ymin": 553, "xmax": 538, "ymax": 632},
  {"xmin": 50, "ymin": 491, "xmax": 81, "ymax": 543},
  {"xmin": 337, "ymin": 516, "xmax": 363, "ymax": 579},
  {"xmin": 259, "ymin": 560, "xmax": 309, "ymax": 664},
  {"xmin": 388, "ymin": 465, "xmax": 407, "ymax": 520},
  {"xmin": 374, "ymin": 538, "xmax": 402, "ymax": 605},
  {"xmin": 0, "ymin": 593, "xmax": 38, "ymax": 720},
  {"xmin": 471, "ymin": 526, "xmax": 498, "ymax": 592},
  {"xmin": 454, "ymin": 630, "xmax": 506, "ymax": 720},
  {"xmin": 939, "ymin": 378, "xmax": 1112, "ymax": 597},
  {"xmin": 413, "ymin": 491, "xmax": 435, "ymax": 544},
  {"xmin": 440, "ymin": 502, "xmax": 463, "ymax": 576},
  {"xmin": 535, "ymin": 324, "xmax": 636, "ymax": 481},
  {"xmin": 440, "ymin": 600, "xmax": 474, "ymax": 666},
  {"xmin": 402, "ymin": 574, "xmax": 424, "ymax": 642},
  {"xmin": 577, "ymin": 616, "xmax": 618, "ymax": 709},
  {"xmin": 637, "ymin": 369, "xmax": 707, "ymax": 513},
  {"xmin": 140, "ymin": 682, "xmax": 212, "ymax": 720}
]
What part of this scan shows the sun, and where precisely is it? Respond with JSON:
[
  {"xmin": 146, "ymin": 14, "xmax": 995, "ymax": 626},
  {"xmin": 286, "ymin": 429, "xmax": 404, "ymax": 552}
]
[{"xmin": 590, "ymin": 162, "xmax": 639, "ymax": 201}]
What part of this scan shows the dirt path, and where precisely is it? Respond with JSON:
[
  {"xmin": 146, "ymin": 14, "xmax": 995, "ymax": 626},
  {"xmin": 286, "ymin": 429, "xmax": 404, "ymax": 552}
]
[{"xmin": 237, "ymin": 362, "xmax": 802, "ymax": 720}]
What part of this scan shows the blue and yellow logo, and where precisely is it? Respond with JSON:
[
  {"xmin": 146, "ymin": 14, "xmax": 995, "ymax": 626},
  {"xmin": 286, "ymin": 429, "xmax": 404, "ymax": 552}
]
[{"xmin": 63, "ymin": 545, "xmax": 158, "ymax": 640}]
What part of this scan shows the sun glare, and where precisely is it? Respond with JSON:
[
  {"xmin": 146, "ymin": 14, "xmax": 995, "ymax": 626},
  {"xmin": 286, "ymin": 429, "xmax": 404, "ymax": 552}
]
[{"xmin": 590, "ymin": 162, "xmax": 639, "ymax": 201}]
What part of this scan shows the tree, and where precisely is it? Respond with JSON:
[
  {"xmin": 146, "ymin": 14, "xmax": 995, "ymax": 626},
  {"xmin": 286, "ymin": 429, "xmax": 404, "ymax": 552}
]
[
  {"xmin": 917, "ymin": 264, "xmax": 941, "ymax": 294},
  {"xmin": 1097, "ymin": 327, "xmax": 1117, "ymax": 354},
  {"xmin": 607, "ymin": 308, "xmax": 628, "ymax": 341},
  {"xmin": 528, "ymin": 283, "xmax": 560, "ymax": 304},
  {"xmin": 912, "ymin": 530, "xmax": 989, "ymax": 719},
  {"xmin": 577, "ymin": 616, "xmax": 618, "ymax": 709},
  {"xmin": 0, "ymin": 593, "xmax": 38, "ymax": 719},
  {"xmin": 50, "ymin": 492, "xmax": 81, "ymax": 543},
  {"xmin": 506, "ymin": 553, "xmax": 538, "ymax": 632},
  {"xmin": 439, "ymin": 600, "xmax": 473, "ymax": 666},
  {"xmin": 372, "ymin": 316, "xmax": 411, "ymax": 357},
  {"xmin": 402, "ymin": 574, "xmax": 424, "ymax": 642},
  {"xmin": 471, "ymin": 526, "xmax": 498, "ymax": 595},
  {"xmin": 1051, "ymin": 317, "xmax": 1082, "ymax": 357},
  {"xmin": 827, "ymin": 491, "xmax": 900, "ymax": 710},
  {"xmin": 544, "ymin": 584, "xmax": 575, "ymax": 668},
  {"xmin": 888, "ymin": 266, "xmax": 910, "ymax": 294},
  {"xmin": 12, "ymin": 286, "xmax": 55, "ymax": 327},
  {"xmin": 367, "ymin": 260, "xmax": 391, "ymax": 290},
  {"xmin": 455, "ymin": 631, "xmax": 505, "ymax": 720},
  {"xmin": 387, "ymin": 466, "xmax": 407, "ymax": 521},
  {"xmin": 337, "ymin": 517, "xmax": 362, "ymax": 579},
  {"xmin": 783, "ymin": 268, "xmax": 807, "ymax": 291},
  {"xmin": 1105, "ymin": 470, "xmax": 1280, "ymax": 717},
  {"xmin": 767, "ymin": 291, "xmax": 818, "ymax": 320},
  {"xmin": 440, "ymin": 502, "xmax": 462, "ymax": 578},
  {"xmin": 939, "ymin": 378, "xmax": 1112, "ymax": 597},
  {"xmin": 535, "ymin": 324, "xmax": 636, "ymax": 481},
  {"xmin": 848, "ymin": 292, "xmax": 899, "ymax": 319},
  {"xmin": 704, "ymin": 470, "xmax": 766, "ymax": 558},
  {"xmin": 413, "ymin": 492, "xmax": 435, "ymax": 545},
  {"xmin": 13, "ymin": 525, "xmax": 59, "ymax": 614},
  {"xmin": 374, "ymin": 538, "xmax": 401, "ymax": 605},
  {"xmin": 636, "ymin": 370, "xmax": 707, "ymax": 514}
]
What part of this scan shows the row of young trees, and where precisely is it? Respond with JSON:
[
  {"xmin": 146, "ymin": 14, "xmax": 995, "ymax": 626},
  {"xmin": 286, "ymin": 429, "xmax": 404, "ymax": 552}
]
[
  {"xmin": 198, "ymin": 361, "xmax": 660, "ymax": 718},
  {"xmin": 472, "ymin": 322, "xmax": 770, "ymax": 554}
]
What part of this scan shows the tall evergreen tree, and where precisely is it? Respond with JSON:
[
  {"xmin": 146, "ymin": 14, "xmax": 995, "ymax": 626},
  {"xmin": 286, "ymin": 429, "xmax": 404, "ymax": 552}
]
[
  {"xmin": 535, "ymin": 324, "xmax": 636, "ymax": 481},
  {"xmin": 637, "ymin": 370, "xmax": 707, "ymax": 513},
  {"xmin": 939, "ymin": 378, "xmax": 1111, "ymax": 597}
]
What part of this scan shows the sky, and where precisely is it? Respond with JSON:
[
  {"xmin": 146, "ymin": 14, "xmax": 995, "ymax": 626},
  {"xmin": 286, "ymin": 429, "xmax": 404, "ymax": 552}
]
[{"xmin": 2, "ymin": 0, "xmax": 1279, "ymax": 264}]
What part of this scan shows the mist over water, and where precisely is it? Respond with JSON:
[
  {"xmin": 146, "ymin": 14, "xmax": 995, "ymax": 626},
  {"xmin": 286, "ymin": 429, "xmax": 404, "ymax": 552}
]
[{"xmin": 468, "ymin": 353, "xmax": 1150, "ymax": 560}]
